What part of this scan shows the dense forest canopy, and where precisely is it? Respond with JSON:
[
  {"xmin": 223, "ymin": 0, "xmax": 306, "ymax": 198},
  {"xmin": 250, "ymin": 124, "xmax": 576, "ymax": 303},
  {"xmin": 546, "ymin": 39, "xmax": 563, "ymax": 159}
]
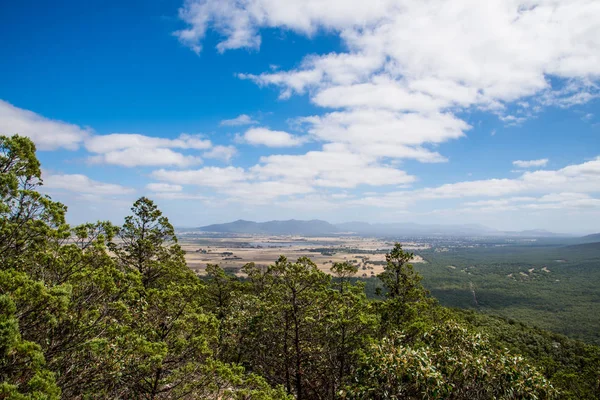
[{"xmin": 1, "ymin": 134, "xmax": 598, "ymax": 399}]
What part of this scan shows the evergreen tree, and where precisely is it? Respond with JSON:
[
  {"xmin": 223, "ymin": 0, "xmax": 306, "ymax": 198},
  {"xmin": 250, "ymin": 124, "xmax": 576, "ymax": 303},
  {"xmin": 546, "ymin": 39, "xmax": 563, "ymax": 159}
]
[{"xmin": 377, "ymin": 243, "xmax": 432, "ymax": 335}]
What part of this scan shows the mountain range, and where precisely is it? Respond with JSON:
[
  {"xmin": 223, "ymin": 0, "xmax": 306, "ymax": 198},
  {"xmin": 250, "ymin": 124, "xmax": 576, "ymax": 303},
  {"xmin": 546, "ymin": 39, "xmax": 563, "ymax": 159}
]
[{"xmin": 196, "ymin": 219, "xmax": 580, "ymax": 238}]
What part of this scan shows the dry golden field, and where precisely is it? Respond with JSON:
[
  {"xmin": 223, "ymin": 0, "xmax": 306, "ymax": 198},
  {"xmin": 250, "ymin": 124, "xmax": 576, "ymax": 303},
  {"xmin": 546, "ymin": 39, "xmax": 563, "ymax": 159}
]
[{"xmin": 179, "ymin": 234, "xmax": 427, "ymax": 277}]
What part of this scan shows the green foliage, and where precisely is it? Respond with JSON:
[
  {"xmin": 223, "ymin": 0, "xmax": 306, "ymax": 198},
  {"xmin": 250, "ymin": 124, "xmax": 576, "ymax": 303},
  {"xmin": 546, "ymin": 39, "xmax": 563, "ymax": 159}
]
[
  {"xmin": 0, "ymin": 294, "xmax": 60, "ymax": 399},
  {"xmin": 376, "ymin": 243, "xmax": 433, "ymax": 335},
  {"xmin": 414, "ymin": 244, "xmax": 600, "ymax": 344},
  {"xmin": 0, "ymin": 135, "xmax": 286, "ymax": 399},
  {"xmin": 109, "ymin": 196, "xmax": 187, "ymax": 288},
  {"xmin": 346, "ymin": 321, "xmax": 557, "ymax": 400},
  {"xmin": 0, "ymin": 135, "xmax": 68, "ymax": 272},
  {"xmin": 453, "ymin": 309, "xmax": 600, "ymax": 400}
]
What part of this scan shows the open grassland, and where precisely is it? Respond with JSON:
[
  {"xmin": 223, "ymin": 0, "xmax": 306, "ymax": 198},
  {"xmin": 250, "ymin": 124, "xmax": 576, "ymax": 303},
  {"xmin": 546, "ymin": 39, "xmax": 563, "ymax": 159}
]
[{"xmin": 180, "ymin": 234, "xmax": 426, "ymax": 277}]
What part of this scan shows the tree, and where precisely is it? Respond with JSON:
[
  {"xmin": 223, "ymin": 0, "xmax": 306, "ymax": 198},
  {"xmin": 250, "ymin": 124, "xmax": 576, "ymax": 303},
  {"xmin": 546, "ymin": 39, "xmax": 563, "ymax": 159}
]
[
  {"xmin": 0, "ymin": 135, "xmax": 68, "ymax": 272},
  {"xmin": 376, "ymin": 243, "xmax": 432, "ymax": 334},
  {"xmin": 0, "ymin": 136, "xmax": 288, "ymax": 398},
  {"xmin": 110, "ymin": 197, "xmax": 186, "ymax": 288},
  {"xmin": 219, "ymin": 258, "xmax": 376, "ymax": 400},
  {"xmin": 204, "ymin": 264, "xmax": 241, "ymax": 356},
  {"xmin": 0, "ymin": 293, "xmax": 60, "ymax": 399},
  {"xmin": 345, "ymin": 321, "xmax": 558, "ymax": 399},
  {"xmin": 326, "ymin": 263, "xmax": 376, "ymax": 397}
]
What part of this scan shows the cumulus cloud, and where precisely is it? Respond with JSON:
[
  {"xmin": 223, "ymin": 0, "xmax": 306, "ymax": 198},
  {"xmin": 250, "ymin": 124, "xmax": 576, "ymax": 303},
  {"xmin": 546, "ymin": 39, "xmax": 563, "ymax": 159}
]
[
  {"xmin": 0, "ymin": 99, "xmax": 90, "ymax": 150},
  {"xmin": 180, "ymin": 0, "xmax": 600, "ymax": 99},
  {"xmin": 300, "ymin": 110, "xmax": 467, "ymax": 162},
  {"xmin": 220, "ymin": 114, "xmax": 258, "ymax": 126},
  {"xmin": 146, "ymin": 183, "xmax": 183, "ymax": 192},
  {"xmin": 223, "ymin": 181, "xmax": 315, "ymax": 203},
  {"xmin": 251, "ymin": 144, "xmax": 416, "ymax": 188},
  {"xmin": 352, "ymin": 156, "xmax": 600, "ymax": 208},
  {"xmin": 203, "ymin": 145, "xmax": 237, "ymax": 162},
  {"xmin": 177, "ymin": 0, "xmax": 600, "ymax": 170},
  {"xmin": 0, "ymin": 100, "xmax": 215, "ymax": 168},
  {"xmin": 89, "ymin": 148, "xmax": 201, "ymax": 167},
  {"xmin": 152, "ymin": 141, "xmax": 415, "ymax": 203},
  {"xmin": 513, "ymin": 158, "xmax": 549, "ymax": 168},
  {"xmin": 85, "ymin": 133, "xmax": 211, "ymax": 167},
  {"xmin": 458, "ymin": 192, "xmax": 600, "ymax": 214},
  {"xmin": 242, "ymin": 127, "xmax": 307, "ymax": 147},
  {"xmin": 43, "ymin": 173, "xmax": 134, "ymax": 195},
  {"xmin": 425, "ymin": 157, "xmax": 600, "ymax": 198},
  {"xmin": 151, "ymin": 192, "xmax": 209, "ymax": 200},
  {"xmin": 85, "ymin": 133, "xmax": 211, "ymax": 153},
  {"xmin": 152, "ymin": 166, "xmax": 247, "ymax": 187}
]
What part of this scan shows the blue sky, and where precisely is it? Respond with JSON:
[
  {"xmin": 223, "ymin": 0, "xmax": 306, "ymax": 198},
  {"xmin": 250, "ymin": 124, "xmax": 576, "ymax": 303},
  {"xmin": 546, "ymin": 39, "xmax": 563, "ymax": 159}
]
[{"xmin": 1, "ymin": 0, "xmax": 599, "ymax": 233}]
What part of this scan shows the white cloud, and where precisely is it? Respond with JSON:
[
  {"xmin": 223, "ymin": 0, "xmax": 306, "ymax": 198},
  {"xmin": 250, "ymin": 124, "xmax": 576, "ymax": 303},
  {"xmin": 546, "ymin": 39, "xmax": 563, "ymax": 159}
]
[
  {"xmin": 152, "ymin": 142, "xmax": 415, "ymax": 202},
  {"xmin": 0, "ymin": 99, "xmax": 90, "ymax": 150},
  {"xmin": 300, "ymin": 110, "xmax": 467, "ymax": 162},
  {"xmin": 0, "ymin": 101, "xmax": 216, "ymax": 169},
  {"xmin": 152, "ymin": 166, "xmax": 247, "ymax": 187},
  {"xmin": 203, "ymin": 145, "xmax": 237, "ymax": 162},
  {"xmin": 146, "ymin": 183, "xmax": 183, "ymax": 192},
  {"xmin": 89, "ymin": 147, "xmax": 201, "ymax": 167},
  {"xmin": 43, "ymin": 173, "xmax": 134, "ymax": 195},
  {"xmin": 177, "ymin": 0, "xmax": 600, "ymax": 169},
  {"xmin": 513, "ymin": 158, "xmax": 549, "ymax": 168},
  {"xmin": 239, "ymin": 51, "xmax": 385, "ymax": 99},
  {"xmin": 220, "ymin": 114, "xmax": 258, "ymax": 126},
  {"xmin": 84, "ymin": 133, "xmax": 211, "ymax": 167},
  {"xmin": 151, "ymin": 192, "xmax": 208, "ymax": 201},
  {"xmin": 222, "ymin": 181, "xmax": 315, "ymax": 203},
  {"xmin": 85, "ymin": 133, "xmax": 211, "ymax": 153},
  {"xmin": 242, "ymin": 127, "xmax": 306, "ymax": 147},
  {"xmin": 353, "ymin": 156, "xmax": 600, "ymax": 208},
  {"xmin": 426, "ymin": 157, "xmax": 600, "ymax": 198},
  {"xmin": 251, "ymin": 144, "xmax": 416, "ymax": 188},
  {"xmin": 463, "ymin": 197, "xmax": 537, "ymax": 208},
  {"xmin": 459, "ymin": 193, "xmax": 600, "ymax": 213},
  {"xmin": 181, "ymin": 0, "xmax": 600, "ymax": 100}
]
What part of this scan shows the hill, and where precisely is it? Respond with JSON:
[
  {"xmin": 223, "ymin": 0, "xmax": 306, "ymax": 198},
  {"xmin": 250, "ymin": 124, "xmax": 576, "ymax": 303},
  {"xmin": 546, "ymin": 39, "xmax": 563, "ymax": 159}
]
[
  {"xmin": 199, "ymin": 220, "xmax": 498, "ymax": 236},
  {"xmin": 337, "ymin": 221, "xmax": 496, "ymax": 236},
  {"xmin": 199, "ymin": 219, "xmax": 338, "ymax": 235},
  {"xmin": 577, "ymin": 233, "xmax": 600, "ymax": 243},
  {"xmin": 562, "ymin": 241, "xmax": 600, "ymax": 252},
  {"xmin": 199, "ymin": 219, "xmax": 569, "ymax": 238}
]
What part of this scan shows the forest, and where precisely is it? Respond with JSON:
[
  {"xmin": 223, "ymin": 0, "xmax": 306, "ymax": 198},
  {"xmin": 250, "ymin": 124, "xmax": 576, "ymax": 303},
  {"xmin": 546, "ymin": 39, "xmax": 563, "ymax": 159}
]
[
  {"xmin": 1, "ymin": 134, "xmax": 599, "ymax": 399},
  {"xmin": 393, "ymin": 243, "xmax": 600, "ymax": 345}
]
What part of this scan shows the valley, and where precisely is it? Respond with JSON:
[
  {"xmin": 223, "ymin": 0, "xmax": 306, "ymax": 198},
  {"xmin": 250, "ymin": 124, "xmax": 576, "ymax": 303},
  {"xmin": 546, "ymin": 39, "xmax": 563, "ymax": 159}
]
[{"xmin": 179, "ymin": 230, "xmax": 600, "ymax": 344}]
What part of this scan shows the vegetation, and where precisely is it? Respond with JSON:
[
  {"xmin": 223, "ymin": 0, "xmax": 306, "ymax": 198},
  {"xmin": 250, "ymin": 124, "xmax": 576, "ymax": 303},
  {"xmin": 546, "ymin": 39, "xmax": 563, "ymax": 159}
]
[
  {"xmin": 0, "ymin": 135, "xmax": 597, "ymax": 399},
  {"xmin": 410, "ymin": 245, "xmax": 600, "ymax": 344}
]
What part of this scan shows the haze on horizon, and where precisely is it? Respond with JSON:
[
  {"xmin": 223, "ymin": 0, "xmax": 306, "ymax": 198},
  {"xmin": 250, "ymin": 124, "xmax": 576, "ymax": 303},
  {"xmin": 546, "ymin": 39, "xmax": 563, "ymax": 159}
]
[{"xmin": 1, "ymin": 0, "xmax": 599, "ymax": 234}]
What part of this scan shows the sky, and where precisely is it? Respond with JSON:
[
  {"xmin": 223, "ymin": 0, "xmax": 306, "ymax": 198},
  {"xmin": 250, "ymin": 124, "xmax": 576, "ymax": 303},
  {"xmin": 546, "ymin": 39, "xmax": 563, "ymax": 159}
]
[{"xmin": 1, "ymin": 0, "xmax": 599, "ymax": 233}]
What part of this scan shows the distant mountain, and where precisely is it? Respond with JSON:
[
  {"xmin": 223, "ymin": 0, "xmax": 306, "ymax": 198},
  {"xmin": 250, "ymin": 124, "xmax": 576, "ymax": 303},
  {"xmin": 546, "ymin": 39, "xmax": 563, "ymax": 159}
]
[
  {"xmin": 502, "ymin": 229, "xmax": 570, "ymax": 238},
  {"xmin": 197, "ymin": 219, "xmax": 570, "ymax": 238},
  {"xmin": 199, "ymin": 219, "xmax": 338, "ymax": 236},
  {"xmin": 577, "ymin": 233, "xmax": 600, "ymax": 243},
  {"xmin": 563, "ymin": 241, "xmax": 600, "ymax": 251},
  {"xmin": 199, "ymin": 220, "xmax": 260, "ymax": 234},
  {"xmin": 199, "ymin": 220, "xmax": 498, "ymax": 237},
  {"xmin": 336, "ymin": 222, "xmax": 496, "ymax": 236}
]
